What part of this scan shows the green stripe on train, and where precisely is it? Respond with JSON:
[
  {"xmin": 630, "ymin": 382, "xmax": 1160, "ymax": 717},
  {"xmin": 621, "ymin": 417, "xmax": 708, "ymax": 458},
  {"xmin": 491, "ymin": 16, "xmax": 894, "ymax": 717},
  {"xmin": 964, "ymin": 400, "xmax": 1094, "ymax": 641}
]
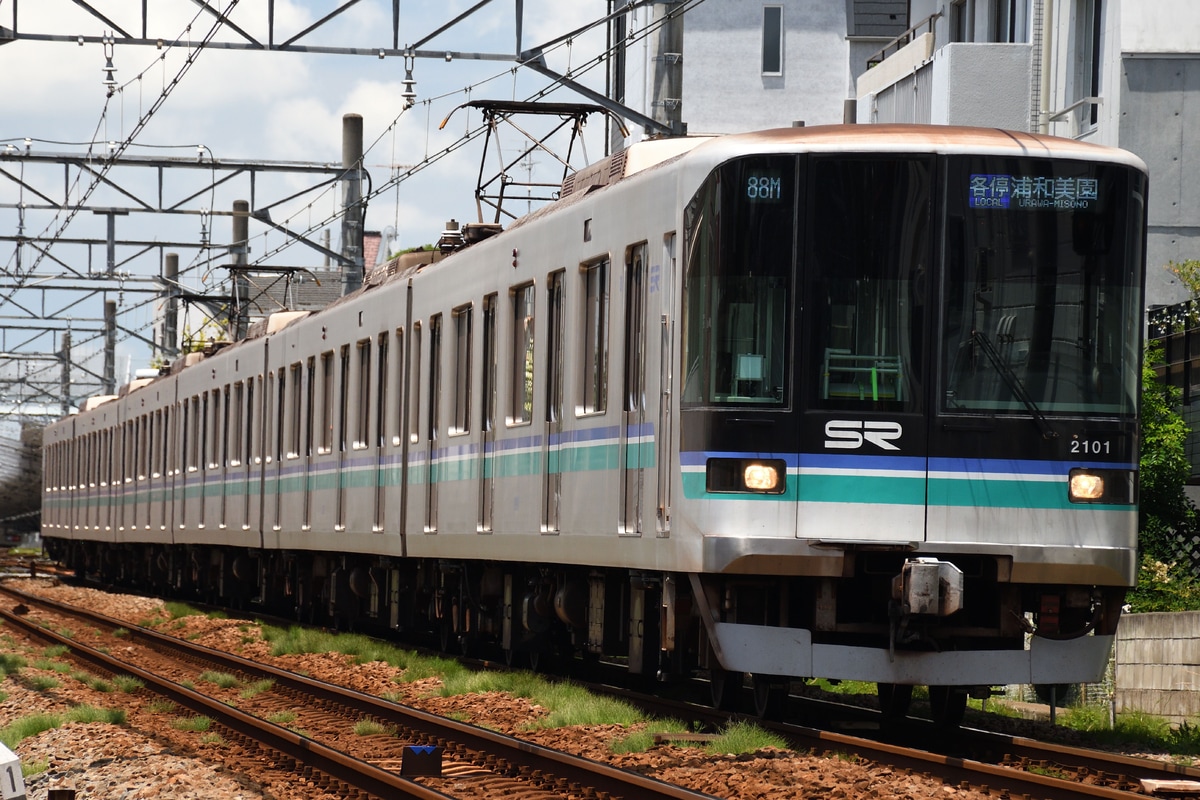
[{"xmin": 682, "ymin": 472, "xmax": 1132, "ymax": 510}]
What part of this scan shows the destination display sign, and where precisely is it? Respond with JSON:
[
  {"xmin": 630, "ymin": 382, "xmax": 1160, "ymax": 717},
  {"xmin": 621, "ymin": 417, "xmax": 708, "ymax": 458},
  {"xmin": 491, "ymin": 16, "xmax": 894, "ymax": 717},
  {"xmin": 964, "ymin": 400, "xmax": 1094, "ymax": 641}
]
[{"xmin": 968, "ymin": 174, "xmax": 1099, "ymax": 210}]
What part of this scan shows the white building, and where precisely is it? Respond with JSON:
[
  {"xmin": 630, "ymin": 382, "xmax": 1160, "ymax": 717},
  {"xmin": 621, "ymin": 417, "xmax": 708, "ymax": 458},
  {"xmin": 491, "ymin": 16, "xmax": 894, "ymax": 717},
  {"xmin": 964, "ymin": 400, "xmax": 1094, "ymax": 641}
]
[{"xmin": 610, "ymin": 0, "xmax": 1200, "ymax": 308}]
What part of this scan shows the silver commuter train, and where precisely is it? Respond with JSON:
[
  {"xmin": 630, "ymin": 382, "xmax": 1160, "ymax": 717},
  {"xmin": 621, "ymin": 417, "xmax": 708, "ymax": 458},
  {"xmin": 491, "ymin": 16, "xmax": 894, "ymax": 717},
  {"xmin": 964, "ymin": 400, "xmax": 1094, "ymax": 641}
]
[{"xmin": 42, "ymin": 124, "xmax": 1147, "ymax": 723}]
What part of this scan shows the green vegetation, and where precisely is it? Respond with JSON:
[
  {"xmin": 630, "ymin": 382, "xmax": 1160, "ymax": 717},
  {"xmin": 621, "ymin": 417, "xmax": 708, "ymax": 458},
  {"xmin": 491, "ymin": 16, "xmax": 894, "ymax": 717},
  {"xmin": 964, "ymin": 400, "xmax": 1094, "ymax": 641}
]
[
  {"xmin": 1052, "ymin": 705, "xmax": 1200, "ymax": 758},
  {"xmin": 112, "ymin": 675, "xmax": 145, "ymax": 693},
  {"xmin": 0, "ymin": 706, "xmax": 125, "ymax": 749},
  {"xmin": 199, "ymin": 670, "xmax": 240, "ymax": 689},
  {"xmin": 700, "ymin": 721, "xmax": 787, "ymax": 755},
  {"xmin": 240, "ymin": 679, "xmax": 275, "ymax": 698},
  {"xmin": 25, "ymin": 675, "xmax": 60, "ymax": 692},
  {"xmin": 352, "ymin": 718, "xmax": 395, "ymax": 736},
  {"xmin": 112, "ymin": 627, "xmax": 130, "ymax": 638},
  {"xmin": 31, "ymin": 658, "xmax": 71, "ymax": 674},
  {"xmin": 267, "ymin": 710, "xmax": 296, "ymax": 725},
  {"xmin": 71, "ymin": 672, "xmax": 112, "ymax": 692},
  {"xmin": 200, "ymin": 733, "xmax": 225, "ymax": 746},
  {"xmin": 41, "ymin": 645, "xmax": 69, "ymax": 659},
  {"xmin": 164, "ymin": 602, "xmax": 204, "ymax": 619},
  {"xmin": 21, "ymin": 758, "xmax": 49, "ymax": 778},
  {"xmin": 171, "ymin": 716, "xmax": 213, "ymax": 732},
  {"xmin": 0, "ymin": 654, "xmax": 26, "ymax": 677},
  {"xmin": 611, "ymin": 719, "xmax": 690, "ymax": 754},
  {"xmin": 147, "ymin": 699, "xmax": 176, "ymax": 714}
]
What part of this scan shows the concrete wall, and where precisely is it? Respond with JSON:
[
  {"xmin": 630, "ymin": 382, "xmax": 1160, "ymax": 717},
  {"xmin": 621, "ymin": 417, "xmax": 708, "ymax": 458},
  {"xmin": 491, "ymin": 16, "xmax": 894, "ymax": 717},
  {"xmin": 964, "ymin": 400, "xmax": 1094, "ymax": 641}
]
[
  {"xmin": 678, "ymin": 0, "xmax": 850, "ymax": 134},
  {"xmin": 1115, "ymin": 611, "xmax": 1200, "ymax": 725},
  {"xmin": 1118, "ymin": 56, "xmax": 1200, "ymax": 306},
  {"xmin": 930, "ymin": 43, "xmax": 1032, "ymax": 129}
]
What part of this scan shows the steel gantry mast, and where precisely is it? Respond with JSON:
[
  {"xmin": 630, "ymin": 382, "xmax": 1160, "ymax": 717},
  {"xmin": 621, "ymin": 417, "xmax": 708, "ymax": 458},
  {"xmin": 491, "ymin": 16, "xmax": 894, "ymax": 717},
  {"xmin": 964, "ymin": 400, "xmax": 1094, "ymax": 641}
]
[{"xmin": 0, "ymin": 0, "xmax": 683, "ymax": 418}]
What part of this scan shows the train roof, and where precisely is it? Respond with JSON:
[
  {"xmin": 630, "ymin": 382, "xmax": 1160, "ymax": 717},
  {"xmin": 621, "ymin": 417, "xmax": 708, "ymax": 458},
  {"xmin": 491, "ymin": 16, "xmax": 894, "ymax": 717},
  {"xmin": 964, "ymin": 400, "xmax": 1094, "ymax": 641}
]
[{"xmin": 681, "ymin": 123, "xmax": 1148, "ymax": 171}]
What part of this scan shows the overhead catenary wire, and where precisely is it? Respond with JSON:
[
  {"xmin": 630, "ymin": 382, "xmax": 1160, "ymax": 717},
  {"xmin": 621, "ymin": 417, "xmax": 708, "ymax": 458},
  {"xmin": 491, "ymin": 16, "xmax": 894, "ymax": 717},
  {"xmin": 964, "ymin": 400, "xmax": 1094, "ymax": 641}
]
[{"xmin": 1, "ymin": 0, "xmax": 241, "ymax": 307}]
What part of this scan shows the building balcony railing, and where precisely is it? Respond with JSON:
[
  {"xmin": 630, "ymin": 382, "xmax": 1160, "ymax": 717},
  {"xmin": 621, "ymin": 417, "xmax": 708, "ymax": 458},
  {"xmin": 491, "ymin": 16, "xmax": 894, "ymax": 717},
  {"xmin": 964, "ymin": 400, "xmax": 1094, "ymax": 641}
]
[{"xmin": 866, "ymin": 12, "xmax": 941, "ymax": 71}]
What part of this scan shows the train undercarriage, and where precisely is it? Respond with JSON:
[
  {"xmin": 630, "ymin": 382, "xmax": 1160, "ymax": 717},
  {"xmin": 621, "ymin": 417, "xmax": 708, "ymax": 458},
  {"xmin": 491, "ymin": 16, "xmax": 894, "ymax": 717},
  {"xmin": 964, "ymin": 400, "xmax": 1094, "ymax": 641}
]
[{"xmin": 44, "ymin": 538, "xmax": 1125, "ymax": 725}]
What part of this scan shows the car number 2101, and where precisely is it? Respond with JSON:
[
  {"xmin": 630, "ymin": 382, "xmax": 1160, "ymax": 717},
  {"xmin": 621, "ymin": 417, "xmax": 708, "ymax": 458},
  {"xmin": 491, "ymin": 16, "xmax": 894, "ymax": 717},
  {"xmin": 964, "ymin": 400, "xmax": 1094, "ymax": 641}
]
[{"xmin": 1071, "ymin": 439, "xmax": 1111, "ymax": 455}]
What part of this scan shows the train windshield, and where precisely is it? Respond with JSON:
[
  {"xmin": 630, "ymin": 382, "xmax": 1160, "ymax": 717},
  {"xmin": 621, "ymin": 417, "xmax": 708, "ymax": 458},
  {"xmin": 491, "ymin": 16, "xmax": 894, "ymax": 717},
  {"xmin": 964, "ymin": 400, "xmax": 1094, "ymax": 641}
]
[
  {"xmin": 682, "ymin": 156, "xmax": 795, "ymax": 406},
  {"xmin": 941, "ymin": 157, "xmax": 1145, "ymax": 417}
]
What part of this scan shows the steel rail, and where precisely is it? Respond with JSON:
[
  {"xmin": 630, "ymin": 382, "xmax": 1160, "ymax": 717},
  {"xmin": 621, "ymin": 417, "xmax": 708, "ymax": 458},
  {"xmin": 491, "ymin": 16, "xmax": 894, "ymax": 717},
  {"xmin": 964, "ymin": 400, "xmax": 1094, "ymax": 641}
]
[{"xmin": 0, "ymin": 583, "xmax": 722, "ymax": 800}]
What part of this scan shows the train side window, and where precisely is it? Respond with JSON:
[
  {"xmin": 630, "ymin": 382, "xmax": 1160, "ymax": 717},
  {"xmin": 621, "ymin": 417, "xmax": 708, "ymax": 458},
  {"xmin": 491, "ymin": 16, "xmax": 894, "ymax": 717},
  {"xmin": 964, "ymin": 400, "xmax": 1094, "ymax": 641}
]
[
  {"xmin": 339, "ymin": 344, "xmax": 350, "ymax": 453},
  {"xmin": 126, "ymin": 419, "xmax": 135, "ymax": 484},
  {"xmin": 210, "ymin": 389, "xmax": 222, "ymax": 469},
  {"xmin": 289, "ymin": 363, "xmax": 303, "ymax": 458},
  {"xmin": 158, "ymin": 409, "xmax": 168, "ymax": 478},
  {"xmin": 481, "ymin": 295, "xmax": 497, "ymax": 434},
  {"xmin": 376, "ymin": 333, "xmax": 388, "ymax": 449},
  {"xmin": 393, "ymin": 328, "xmax": 404, "ymax": 447},
  {"xmin": 429, "ymin": 314, "xmax": 443, "ymax": 441},
  {"xmin": 230, "ymin": 383, "xmax": 244, "ymax": 467},
  {"xmin": 547, "ymin": 271, "xmax": 565, "ymax": 425},
  {"xmin": 142, "ymin": 414, "xmax": 151, "ymax": 480},
  {"xmin": 270, "ymin": 371, "xmax": 280, "ymax": 465},
  {"xmin": 576, "ymin": 260, "xmax": 604, "ymax": 417},
  {"xmin": 182, "ymin": 400, "xmax": 190, "ymax": 472},
  {"xmin": 509, "ymin": 285, "xmax": 536, "ymax": 425},
  {"xmin": 190, "ymin": 396, "xmax": 201, "ymax": 472},
  {"xmin": 201, "ymin": 391, "xmax": 211, "ymax": 470},
  {"xmin": 319, "ymin": 351, "xmax": 334, "ymax": 454},
  {"xmin": 221, "ymin": 385, "xmax": 231, "ymax": 469},
  {"xmin": 452, "ymin": 304, "xmax": 472, "ymax": 435},
  {"xmin": 247, "ymin": 378, "xmax": 258, "ymax": 464},
  {"xmin": 579, "ymin": 259, "xmax": 609, "ymax": 415},
  {"xmin": 409, "ymin": 323, "xmax": 422, "ymax": 443},
  {"xmin": 355, "ymin": 338, "xmax": 371, "ymax": 449},
  {"xmin": 305, "ymin": 357, "xmax": 316, "ymax": 456}
]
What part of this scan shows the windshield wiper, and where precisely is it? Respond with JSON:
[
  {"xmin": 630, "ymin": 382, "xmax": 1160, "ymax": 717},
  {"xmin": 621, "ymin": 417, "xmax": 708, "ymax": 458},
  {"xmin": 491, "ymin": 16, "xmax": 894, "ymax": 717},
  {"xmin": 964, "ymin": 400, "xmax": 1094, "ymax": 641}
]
[{"xmin": 970, "ymin": 330, "xmax": 1059, "ymax": 440}]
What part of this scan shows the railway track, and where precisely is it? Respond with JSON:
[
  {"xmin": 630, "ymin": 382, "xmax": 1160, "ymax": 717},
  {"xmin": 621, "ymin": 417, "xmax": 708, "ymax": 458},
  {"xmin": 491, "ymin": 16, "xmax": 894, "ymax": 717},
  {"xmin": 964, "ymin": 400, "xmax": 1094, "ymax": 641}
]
[
  {"xmin": 0, "ymin": 581, "xmax": 721, "ymax": 800},
  {"xmin": 7, "ymin": 576, "xmax": 1199, "ymax": 800},
  {"xmin": 581, "ymin": 679, "xmax": 1200, "ymax": 800}
]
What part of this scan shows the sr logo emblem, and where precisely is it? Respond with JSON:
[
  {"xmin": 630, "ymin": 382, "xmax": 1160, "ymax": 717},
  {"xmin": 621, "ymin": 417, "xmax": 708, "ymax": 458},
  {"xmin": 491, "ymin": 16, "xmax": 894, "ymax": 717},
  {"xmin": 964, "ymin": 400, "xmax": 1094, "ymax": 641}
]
[{"xmin": 824, "ymin": 420, "xmax": 903, "ymax": 451}]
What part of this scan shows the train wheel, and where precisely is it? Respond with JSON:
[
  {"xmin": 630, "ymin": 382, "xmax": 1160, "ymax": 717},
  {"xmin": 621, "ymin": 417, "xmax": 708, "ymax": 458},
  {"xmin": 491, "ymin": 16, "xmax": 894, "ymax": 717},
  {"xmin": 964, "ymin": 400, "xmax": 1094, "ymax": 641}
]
[
  {"xmin": 928, "ymin": 685, "xmax": 967, "ymax": 727},
  {"xmin": 877, "ymin": 683, "xmax": 913, "ymax": 720},
  {"xmin": 752, "ymin": 674, "xmax": 787, "ymax": 721},
  {"xmin": 709, "ymin": 667, "xmax": 745, "ymax": 711}
]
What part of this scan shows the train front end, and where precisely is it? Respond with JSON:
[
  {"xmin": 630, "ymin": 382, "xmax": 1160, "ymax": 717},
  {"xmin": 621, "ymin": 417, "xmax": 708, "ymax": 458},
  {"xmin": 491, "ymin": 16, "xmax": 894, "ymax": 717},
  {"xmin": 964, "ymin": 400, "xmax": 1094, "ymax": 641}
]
[{"xmin": 676, "ymin": 127, "xmax": 1147, "ymax": 712}]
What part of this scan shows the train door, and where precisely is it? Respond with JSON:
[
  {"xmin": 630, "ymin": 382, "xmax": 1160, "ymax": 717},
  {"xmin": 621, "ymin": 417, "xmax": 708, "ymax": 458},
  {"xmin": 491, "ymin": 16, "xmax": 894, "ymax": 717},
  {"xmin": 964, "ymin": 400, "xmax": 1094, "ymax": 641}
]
[
  {"xmin": 336, "ymin": 346, "xmax": 350, "ymax": 531},
  {"xmin": 373, "ymin": 340, "xmax": 387, "ymax": 532},
  {"xmin": 799, "ymin": 155, "xmax": 933, "ymax": 544},
  {"xmin": 543, "ymin": 272, "xmax": 565, "ymax": 533},
  {"xmin": 426, "ymin": 316, "xmax": 441, "ymax": 532},
  {"xmin": 479, "ymin": 297, "xmax": 497, "ymax": 532},
  {"xmin": 656, "ymin": 234, "xmax": 676, "ymax": 536},
  {"xmin": 620, "ymin": 243, "xmax": 651, "ymax": 536},
  {"xmin": 228, "ymin": 382, "xmax": 245, "ymax": 531}
]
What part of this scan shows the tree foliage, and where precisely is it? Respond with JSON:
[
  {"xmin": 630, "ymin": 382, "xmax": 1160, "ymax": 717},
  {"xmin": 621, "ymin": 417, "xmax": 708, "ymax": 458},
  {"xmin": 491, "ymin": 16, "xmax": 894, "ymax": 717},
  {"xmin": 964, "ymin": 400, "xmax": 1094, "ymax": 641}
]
[
  {"xmin": 1137, "ymin": 341, "xmax": 1194, "ymax": 559},
  {"xmin": 1129, "ymin": 340, "xmax": 1200, "ymax": 611}
]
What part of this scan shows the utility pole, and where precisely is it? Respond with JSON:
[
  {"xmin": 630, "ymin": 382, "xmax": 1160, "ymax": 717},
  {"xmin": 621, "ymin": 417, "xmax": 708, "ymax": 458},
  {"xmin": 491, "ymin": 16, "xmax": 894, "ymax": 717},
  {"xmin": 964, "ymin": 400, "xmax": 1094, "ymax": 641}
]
[
  {"xmin": 59, "ymin": 331, "xmax": 72, "ymax": 416},
  {"xmin": 103, "ymin": 300, "xmax": 116, "ymax": 395},
  {"xmin": 232, "ymin": 201, "xmax": 250, "ymax": 341},
  {"xmin": 341, "ymin": 114, "xmax": 365, "ymax": 296},
  {"xmin": 162, "ymin": 252, "xmax": 179, "ymax": 363}
]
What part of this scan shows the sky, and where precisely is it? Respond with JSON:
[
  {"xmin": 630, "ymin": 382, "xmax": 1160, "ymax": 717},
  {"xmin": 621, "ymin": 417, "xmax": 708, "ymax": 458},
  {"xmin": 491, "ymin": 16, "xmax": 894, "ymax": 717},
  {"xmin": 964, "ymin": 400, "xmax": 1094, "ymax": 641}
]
[{"xmin": 0, "ymin": 0, "xmax": 610, "ymax": 389}]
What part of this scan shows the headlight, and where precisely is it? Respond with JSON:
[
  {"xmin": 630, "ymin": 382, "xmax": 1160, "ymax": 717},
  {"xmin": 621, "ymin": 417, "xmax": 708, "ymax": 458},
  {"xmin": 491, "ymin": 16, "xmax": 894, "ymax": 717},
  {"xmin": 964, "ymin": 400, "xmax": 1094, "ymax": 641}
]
[
  {"xmin": 1068, "ymin": 468, "xmax": 1135, "ymax": 504},
  {"xmin": 706, "ymin": 458, "xmax": 786, "ymax": 494},
  {"xmin": 1069, "ymin": 471, "xmax": 1104, "ymax": 501},
  {"xmin": 743, "ymin": 463, "xmax": 779, "ymax": 491}
]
